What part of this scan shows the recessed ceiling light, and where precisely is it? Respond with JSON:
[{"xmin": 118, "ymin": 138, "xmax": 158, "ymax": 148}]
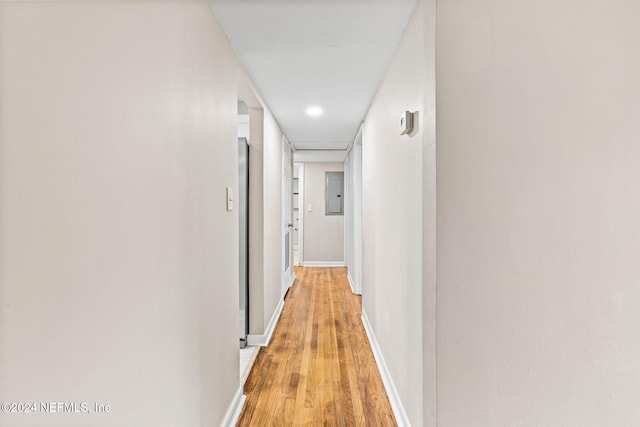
[{"xmin": 306, "ymin": 106, "xmax": 323, "ymax": 117}]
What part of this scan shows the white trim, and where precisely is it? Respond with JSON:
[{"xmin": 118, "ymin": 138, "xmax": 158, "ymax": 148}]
[
  {"xmin": 352, "ymin": 138, "xmax": 363, "ymax": 295},
  {"xmin": 347, "ymin": 271, "xmax": 359, "ymax": 295},
  {"xmin": 353, "ymin": 122, "xmax": 364, "ymax": 147},
  {"xmin": 302, "ymin": 261, "xmax": 345, "ymax": 267},
  {"xmin": 220, "ymin": 387, "xmax": 246, "ymax": 427},
  {"xmin": 298, "ymin": 163, "xmax": 305, "ymax": 265},
  {"xmin": 282, "ymin": 135, "xmax": 293, "ymax": 298},
  {"xmin": 247, "ymin": 298, "xmax": 285, "ymax": 346},
  {"xmin": 240, "ymin": 346, "xmax": 261, "ymax": 387},
  {"xmin": 361, "ymin": 309, "xmax": 411, "ymax": 427},
  {"xmin": 343, "ymin": 155, "xmax": 350, "ymax": 281},
  {"xmin": 288, "ymin": 272, "xmax": 296, "ymax": 288}
]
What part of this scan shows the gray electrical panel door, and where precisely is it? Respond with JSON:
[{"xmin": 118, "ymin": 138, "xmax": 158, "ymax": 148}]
[{"xmin": 325, "ymin": 171, "xmax": 344, "ymax": 215}]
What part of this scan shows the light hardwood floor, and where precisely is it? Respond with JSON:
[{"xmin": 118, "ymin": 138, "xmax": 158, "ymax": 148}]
[{"xmin": 237, "ymin": 267, "xmax": 397, "ymax": 426}]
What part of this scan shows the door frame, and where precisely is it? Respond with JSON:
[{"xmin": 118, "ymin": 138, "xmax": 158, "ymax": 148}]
[
  {"xmin": 282, "ymin": 136, "xmax": 294, "ymax": 295},
  {"xmin": 295, "ymin": 162, "xmax": 305, "ymax": 266},
  {"xmin": 353, "ymin": 138, "xmax": 363, "ymax": 294},
  {"xmin": 238, "ymin": 136, "xmax": 249, "ymax": 348}
]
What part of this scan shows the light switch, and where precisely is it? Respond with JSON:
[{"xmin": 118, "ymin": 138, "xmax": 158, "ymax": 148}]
[
  {"xmin": 307, "ymin": 204, "xmax": 313, "ymax": 212},
  {"xmin": 400, "ymin": 110, "xmax": 415, "ymax": 135},
  {"xmin": 226, "ymin": 187, "xmax": 233, "ymax": 211}
]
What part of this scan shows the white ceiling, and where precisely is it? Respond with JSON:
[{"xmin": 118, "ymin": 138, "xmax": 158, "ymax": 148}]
[{"xmin": 208, "ymin": 0, "xmax": 417, "ymax": 151}]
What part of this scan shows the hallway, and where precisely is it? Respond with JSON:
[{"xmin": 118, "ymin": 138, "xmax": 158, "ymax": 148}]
[
  {"xmin": 3, "ymin": 1, "xmax": 640, "ymax": 426},
  {"xmin": 237, "ymin": 267, "xmax": 396, "ymax": 426}
]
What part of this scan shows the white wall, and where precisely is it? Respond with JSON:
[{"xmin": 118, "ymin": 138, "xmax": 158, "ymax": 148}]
[
  {"xmin": 294, "ymin": 150, "xmax": 347, "ymax": 163},
  {"xmin": 248, "ymin": 107, "xmax": 266, "ymax": 335},
  {"xmin": 244, "ymin": 105, "xmax": 285, "ymax": 337},
  {"xmin": 262, "ymin": 111, "xmax": 286, "ymax": 324},
  {"xmin": 237, "ymin": 79, "xmax": 286, "ymax": 341},
  {"xmin": 303, "ymin": 163, "xmax": 345, "ymax": 264},
  {"xmin": 361, "ymin": 2, "xmax": 425, "ymax": 424},
  {"xmin": 436, "ymin": 0, "xmax": 640, "ymax": 426},
  {"xmin": 421, "ymin": 0, "xmax": 437, "ymax": 425},
  {"xmin": 0, "ymin": 1, "xmax": 272, "ymax": 425}
]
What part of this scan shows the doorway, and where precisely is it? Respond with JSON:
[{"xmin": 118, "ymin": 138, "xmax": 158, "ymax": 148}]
[
  {"xmin": 238, "ymin": 133, "xmax": 249, "ymax": 348},
  {"xmin": 238, "ymin": 99, "xmax": 251, "ymax": 351},
  {"xmin": 282, "ymin": 137, "xmax": 294, "ymax": 294}
]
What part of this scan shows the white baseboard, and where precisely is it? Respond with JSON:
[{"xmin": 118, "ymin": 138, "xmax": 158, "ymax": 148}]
[
  {"xmin": 302, "ymin": 261, "xmax": 345, "ymax": 267},
  {"xmin": 240, "ymin": 346, "xmax": 261, "ymax": 387},
  {"xmin": 247, "ymin": 298, "xmax": 284, "ymax": 346},
  {"xmin": 361, "ymin": 309, "xmax": 411, "ymax": 427},
  {"xmin": 288, "ymin": 272, "xmax": 296, "ymax": 288},
  {"xmin": 347, "ymin": 270, "xmax": 360, "ymax": 295},
  {"xmin": 220, "ymin": 387, "xmax": 246, "ymax": 427}
]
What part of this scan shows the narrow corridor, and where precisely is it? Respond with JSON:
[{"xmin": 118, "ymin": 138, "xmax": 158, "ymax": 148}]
[{"xmin": 237, "ymin": 267, "xmax": 396, "ymax": 426}]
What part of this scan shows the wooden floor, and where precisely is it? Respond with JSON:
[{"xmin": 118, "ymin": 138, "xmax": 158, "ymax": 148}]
[{"xmin": 237, "ymin": 267, "xmax": 396, "ymax": 426}]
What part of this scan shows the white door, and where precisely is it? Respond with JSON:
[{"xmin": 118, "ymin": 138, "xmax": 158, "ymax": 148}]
[{"xmin": 282, "ymin": 137, "xmax": 293, "ymax": 294}]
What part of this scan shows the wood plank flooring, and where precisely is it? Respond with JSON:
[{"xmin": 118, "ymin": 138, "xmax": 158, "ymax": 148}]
[{"xmin": 237, "ymin": 267, "xmax": 396, "ymax": 426}]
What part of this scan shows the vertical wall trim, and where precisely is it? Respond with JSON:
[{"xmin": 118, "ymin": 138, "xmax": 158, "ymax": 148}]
[
  {"xmin": 353, "ymin": 132, "xmax": 363, "ymax": 295},
  {"xmin": 282, "ymin": 135, "xmax": 293, "ymax": 298}
]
